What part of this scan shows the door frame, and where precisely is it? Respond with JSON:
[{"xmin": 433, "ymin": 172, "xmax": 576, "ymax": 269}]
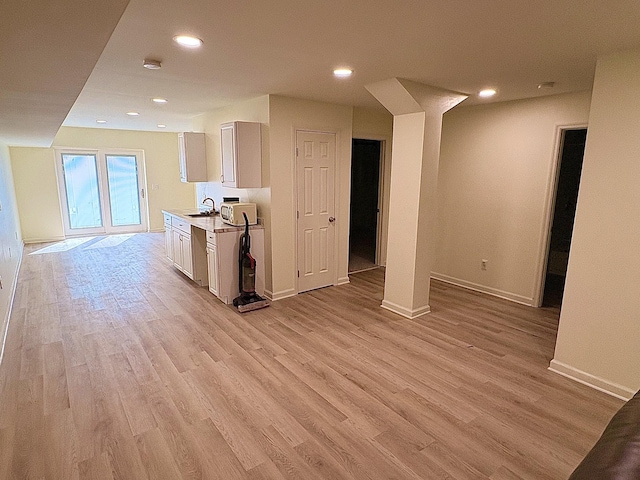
[
  {"xmin": 350, "ymin": 136, "xmax": 388, "ymax": 267},
  {"xmin": 533, "ymin": 123, "xmax": 587, "ymax": 307},
  {"xmin": 102, "ymin": 149, "xmax": 149, "ymax": 234},
  {"xmin": 294, "ymin": 129, "xmax": 339, "ymax": 293},
  {"xmin": 54, "ymin": 147, "xmax": 149, "ymax": 237}
]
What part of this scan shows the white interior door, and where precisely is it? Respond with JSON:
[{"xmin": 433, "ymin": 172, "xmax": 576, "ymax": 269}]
[
  {"xmin": 56, "ymin": 148, "xmax": 148, "ymax": 237},
  {"xmin": 296, "ymin": 131, "xmax": 336, "ymax": 293}
]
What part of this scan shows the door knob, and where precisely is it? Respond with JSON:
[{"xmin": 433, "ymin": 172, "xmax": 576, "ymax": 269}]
[{"xmin": 329, "ymin": 217, "xmax": 335, "ymax": 223}]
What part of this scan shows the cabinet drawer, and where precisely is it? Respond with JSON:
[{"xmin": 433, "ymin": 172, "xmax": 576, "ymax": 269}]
[
  {"xmin": 163, "ymin": 213, "xmax": 172, "ymax": 226},
  {"xmin": 206, "ymin": 231, "xmax": 216, "ymax": 245},
  {"xmin": 172, "ymin": 217, "xmax": 190, "ymax": 233}
]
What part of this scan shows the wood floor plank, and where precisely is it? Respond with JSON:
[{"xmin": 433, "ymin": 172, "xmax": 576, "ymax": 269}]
[
  {"xmin": 224, "ymin": 356, "xmax": 311, "ymax": 447},
  {"xmin": 11, "ymin": 375, "xmax": 45, "ymax": 479},
  {"xmin": 144, "ymin": 383, "xmax": 231, "ymax": 479},
  {"xmin": 134, "ymin": 427, "xmax": 184, "ymax": 480},
  {"xmin": 146, "ymin": 344, "xmax": 209, "ymax": 425},
  {"xmin": 110, "ymin": 351, "xmax": 158, "ymax": 436},
  {"xmin": 0, "ymin": 233, "xmax": 625, "ymax": 479},
  {"xmin": 182, "ymin": 356, "xmax": 272, "ymax": 470},
  {"xmin": 247, "ymin": 347, "xmax": 350, "ymax": 426},
  {"xmin": 0, "ymin": 425, "xmax": 15, "ymax": 480},
  {"xmin": 67, "ymin": 364, "xmax": 99, "ymax": 462},
  {"xmin": 0, "ymin": 353, "xmax": 20, "ymax": 430},
  {"xmin": 43, "ymin": 407, "xmax": 80, "ymax": 480},
  {"xmin": 43, "ymin": 340, "xmax": 70, "ymax": 415},
  {"xmin": 78, "ymin": 451, "xmax": 115, "ymax": 480},
  {"xmin": 421, "ymin": 440, "xmax": 490, "ymax": 480},
  {"xmin": 256, "ymin": 425, "xmax": 327, "ymax": 480},
  {"xmin": 246, "ymin": 459, "xmax": 288, "ymax": 480}
]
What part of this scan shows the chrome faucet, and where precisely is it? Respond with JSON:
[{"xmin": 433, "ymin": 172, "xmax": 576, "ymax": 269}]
[{"xmin": 202, "ymin": 197, "xmax": 215, "ymax": 213}]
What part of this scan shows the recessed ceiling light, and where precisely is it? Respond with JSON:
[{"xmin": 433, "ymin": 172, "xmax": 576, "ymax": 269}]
[
  {"xmin": 537, "ymin": 82, "xmax": 556, "ymax": 89},
  {"xmin": 478, "ymin": 88, "xmax": 497, "ymax": 98},
  {"xmin": 173, "ymin": 35, "xmax": 203, "ymax": 48},
  {"xmin": 157, "ymin": 124, "xmax": 167, "ymax": 128},
  {"xmin": 152, "ymin": 98, "xmax": 168, "ymax": 104},
  {"xmin": 96, "ymin": 119, "xmax": 107, "ymax": 124},
  {"xmin": 126, "ymin": 111, "xmax": 140, "ymax": 116},
  {"xmin": 333, "ymin": 68, "xmax": 353, "ymax": 78},
  {"xmin": 143, "ymin": 58, "xmax": 162, "ymax": 70}
]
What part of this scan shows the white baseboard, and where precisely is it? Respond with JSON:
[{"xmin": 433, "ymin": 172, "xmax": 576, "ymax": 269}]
[
  {"xmin": 431, "ymin": 272, "xmax": 534, "ymax": 306},
  {"xmin": 549, "ymin": 359, "xmax": 636, "ymax": 401},
  {"xmin": 266, "ymin": 277, "xmax": 350, "ymax": 301},
  {"xmin": 23, "ymin": 235, "xmax": 66, "ymax": 244},
  {"xmin": 0, "ymin": 243, "xmax": 23, "ymax": 366},
  {"xmin": 381, "ymin": 299, "xmax": 431, "ymax": 319},
  {"xmin": 264, "ymin": 288, "xmax": 297, "ymax": 302}
]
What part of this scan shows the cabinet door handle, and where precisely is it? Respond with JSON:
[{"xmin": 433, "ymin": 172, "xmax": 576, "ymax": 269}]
[
  {"xmin": 220, "ymin": 175, "xmax": 224, "ymax": 183},
  {"xmin": 329, "ymin": 216, "xmax": 336, "ymax": 223}
]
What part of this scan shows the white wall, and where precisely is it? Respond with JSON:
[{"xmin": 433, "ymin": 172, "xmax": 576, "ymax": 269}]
[
  {"xmin": 434, "ymin": 91, "xmax": 592, "ymax": 304},
  {"xmin": 552, "ymin": 50, "xmax": 640, "ymax": 399},
  {"xmin": 10, "ymin": 146, "xmax": 66, "ymax": 242},
  {"xmin": 268, "ymin": 96, "xmax": 353, "ymax": 299},
  {"xmin": 0, "ymin": 142, "xmax": 23, "ymax": 363},
  {"xmin": 11, "ymin": 127, "xmax": 194, "ymax": 242}
]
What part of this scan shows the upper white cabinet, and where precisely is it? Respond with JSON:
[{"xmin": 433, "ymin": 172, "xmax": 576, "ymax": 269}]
[
  {"xmin": 178, "ymin": 132, "xmax": 207, "ymax": 182},
  {"xmin": 220, "ymin": 121, "xmax": 262, "ymax": 188},
  {"xmin": 167, "ymin": 214, "xmax": 208, "ymax": 286}
]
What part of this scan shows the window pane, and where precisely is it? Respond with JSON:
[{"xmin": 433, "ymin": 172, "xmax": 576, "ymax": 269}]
[
  {"xmin": 61, "ymin": 154, "xmax": 103, "ymax": 229},
  {"xmin": 106, "ymin": 155, "xmax": 141, "ymax": 227}
]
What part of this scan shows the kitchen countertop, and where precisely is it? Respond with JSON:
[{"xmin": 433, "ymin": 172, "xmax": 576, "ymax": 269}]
[{"xmin": 162, "ymin": 209, "xmax": 264, "ymax": 234}]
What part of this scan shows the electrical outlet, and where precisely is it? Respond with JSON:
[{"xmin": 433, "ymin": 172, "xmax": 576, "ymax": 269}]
[{"xmin": 481, "ymin": 259, "xmax": 488, "ymax": 270}]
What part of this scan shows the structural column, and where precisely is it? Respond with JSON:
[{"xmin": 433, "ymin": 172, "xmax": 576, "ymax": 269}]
[{"xmin": 366, "ymin": 78, "xmax": 467, "ymax": 318}]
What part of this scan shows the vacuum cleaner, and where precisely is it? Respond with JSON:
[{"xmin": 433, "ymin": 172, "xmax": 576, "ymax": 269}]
[{"xmin": 233, "ymin": 212, "xmax": 269, "ymax": 313}]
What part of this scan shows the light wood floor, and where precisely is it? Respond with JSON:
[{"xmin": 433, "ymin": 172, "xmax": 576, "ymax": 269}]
[{"xmin": 0, "ymin": 233, "xmax": 623, "ymax": 479}]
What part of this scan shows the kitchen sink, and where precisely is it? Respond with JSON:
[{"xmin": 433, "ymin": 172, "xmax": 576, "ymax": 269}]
[{"xmin": 187, "ymin": 212, "xmax": 216, "ymax": 217}]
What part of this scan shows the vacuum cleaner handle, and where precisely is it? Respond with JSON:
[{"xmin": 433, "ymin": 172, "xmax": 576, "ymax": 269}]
[{"xmin": 243, "ymin": 212, "xmax": 250, "ymax": 249}]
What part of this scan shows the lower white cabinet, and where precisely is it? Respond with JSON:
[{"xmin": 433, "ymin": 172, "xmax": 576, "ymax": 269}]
[
  {"xmin": 172, "ymin": 228, "xmax": 193, "ymax": 279},
  {"xmin": 168, "ymin": 214, "xmax": 208, "ymax": 286},
  {"xmin": 164, "ymin": 214, "xmax": 173, "ymax": 262},
  {"xmin": 206, "ymin": 232, "xmax": 218, "ymax": 297},
  {"xmin": 162, "ymin": 211, "xmax": 264, "ymax": 298},
  {"xmin": 207, "ymin": 228, "xmax": 265, "ymax": 304}
]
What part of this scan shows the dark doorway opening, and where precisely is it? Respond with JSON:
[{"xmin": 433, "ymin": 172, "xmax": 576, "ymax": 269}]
[
  {"xmin": 349, "ymin": 139, "xmax": 382, "ymax": 273},
  {"xmin": 542, "ymin": 128, "xmax": 587, "ymax": 308}
]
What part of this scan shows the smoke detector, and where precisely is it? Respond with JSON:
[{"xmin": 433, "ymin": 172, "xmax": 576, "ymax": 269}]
[{"xmin": 143, "ymin": 58, "xmax": 162, "ymax": 70}]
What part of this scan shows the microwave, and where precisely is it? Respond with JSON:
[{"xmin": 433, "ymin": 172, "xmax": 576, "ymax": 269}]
[{"xmin": 220, "ymin": 202, "xmax": 257, "ymax": 226}]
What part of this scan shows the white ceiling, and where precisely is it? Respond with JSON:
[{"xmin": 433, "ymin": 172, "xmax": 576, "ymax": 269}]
[
  {"xmin": 5, "ymin": 0, "xmax": 640, "ymax": 144},
  {"xmin": 0, "ymin": 0, "xmax": 129, "ymax": 146}
]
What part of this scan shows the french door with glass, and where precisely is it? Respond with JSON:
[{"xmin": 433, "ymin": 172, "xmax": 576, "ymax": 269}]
[{"xmin": 55, "ymin": 148, "xmax": 148, "ymax": 236}]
